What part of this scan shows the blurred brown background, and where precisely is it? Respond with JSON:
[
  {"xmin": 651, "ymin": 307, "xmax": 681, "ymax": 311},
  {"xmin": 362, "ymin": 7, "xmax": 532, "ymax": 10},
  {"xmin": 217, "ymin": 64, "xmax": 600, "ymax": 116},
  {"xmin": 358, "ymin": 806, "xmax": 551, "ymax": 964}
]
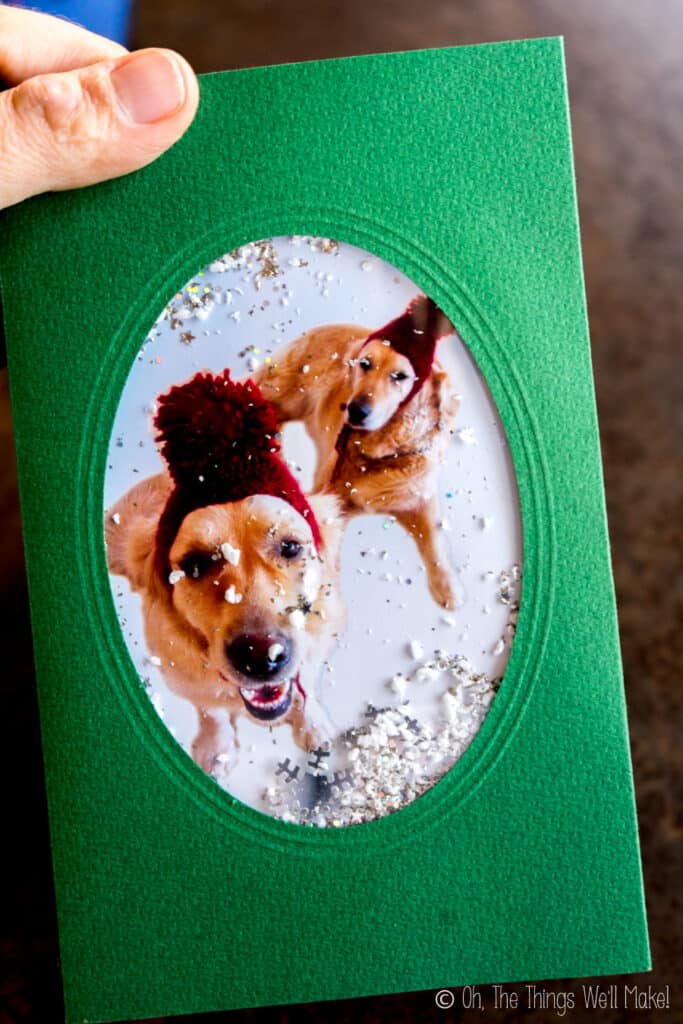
[{"xmin": 1, "ymin": 1, "xmax": 681, "ymax": 1022}]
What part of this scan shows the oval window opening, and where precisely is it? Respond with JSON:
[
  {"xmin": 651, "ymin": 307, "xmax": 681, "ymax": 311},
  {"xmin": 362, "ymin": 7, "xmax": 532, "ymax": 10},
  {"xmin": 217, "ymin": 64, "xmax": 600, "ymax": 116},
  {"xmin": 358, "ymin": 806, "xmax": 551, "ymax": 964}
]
[{"xmin": 104, "ymin": 236, "xmax": 522, "ymax": 826}]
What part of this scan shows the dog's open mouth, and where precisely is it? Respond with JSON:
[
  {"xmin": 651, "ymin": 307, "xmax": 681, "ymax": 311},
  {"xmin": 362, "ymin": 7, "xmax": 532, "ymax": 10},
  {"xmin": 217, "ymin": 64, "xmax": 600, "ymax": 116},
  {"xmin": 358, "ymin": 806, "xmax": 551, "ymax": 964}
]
[{"xmin": 239, "ymin": 677, "xmax": 293, "ymax": 721}]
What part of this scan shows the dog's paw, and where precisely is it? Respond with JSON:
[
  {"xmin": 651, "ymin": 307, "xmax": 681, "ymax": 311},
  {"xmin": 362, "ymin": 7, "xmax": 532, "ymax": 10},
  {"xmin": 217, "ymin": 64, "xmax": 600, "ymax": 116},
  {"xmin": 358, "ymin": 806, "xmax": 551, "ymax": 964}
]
[
  {"xmin": 294, "ymin": 706, "xmax": 333, "ymax": 754},
  {"xmin": 301, "ymin": 724, "xmax": 329, "ymax": 755},
  {"xmin": 191, "ymin": 739, "xmax": 218, "ymax": 772},
  {"xmin": 428, "ymin": 567, "xmax": 458, "ymax": 611},
  {"xmin": 191, "ymin": 712, "xmax": 238, "ymax": 779},
  {"xmin": 209, "ymin": 750, "xmax": 239, "ymax": 785},
  {"xmin": 192, "ymin": 741, "xmax": 238, "ymax": 780}
]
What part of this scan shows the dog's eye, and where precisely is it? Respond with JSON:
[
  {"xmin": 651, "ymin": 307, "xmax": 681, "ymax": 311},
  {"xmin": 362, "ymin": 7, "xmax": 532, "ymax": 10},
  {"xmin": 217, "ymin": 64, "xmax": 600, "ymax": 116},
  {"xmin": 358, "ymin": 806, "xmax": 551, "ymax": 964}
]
[
  {"xmin": 390, "ymin": 371, "xmax": 409, "ymax": 382},
  {"xmin": 280, "ymin": 538, "xmax": 303, "ymax": 560},
  {"xmin": 359, "ymin": 357, "xmax": 372, "ymax": 372},
  {"xmin": 179, "ymin": 551, "xmax": 214, "ymax": 580}
]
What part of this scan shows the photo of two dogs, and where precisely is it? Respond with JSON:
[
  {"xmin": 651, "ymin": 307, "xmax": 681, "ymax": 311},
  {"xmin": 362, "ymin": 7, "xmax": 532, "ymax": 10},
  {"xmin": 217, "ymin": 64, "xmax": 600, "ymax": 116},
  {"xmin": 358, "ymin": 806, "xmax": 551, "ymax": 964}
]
[{"xmin": 106, "ymin": 294, "xmax": 461, "ymax": 776}]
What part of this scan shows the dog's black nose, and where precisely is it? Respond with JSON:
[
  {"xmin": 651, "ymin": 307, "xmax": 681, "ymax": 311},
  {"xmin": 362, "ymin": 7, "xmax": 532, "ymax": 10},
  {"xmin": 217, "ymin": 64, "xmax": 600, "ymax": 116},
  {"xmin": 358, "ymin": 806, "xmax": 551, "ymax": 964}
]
[
  {"xmin": 348, "ymin": 398, "xmax": 371, "ymax": 425},
  {"xmin": 225, "ymin": 633, "xmax": 292, "ymax": 680}
]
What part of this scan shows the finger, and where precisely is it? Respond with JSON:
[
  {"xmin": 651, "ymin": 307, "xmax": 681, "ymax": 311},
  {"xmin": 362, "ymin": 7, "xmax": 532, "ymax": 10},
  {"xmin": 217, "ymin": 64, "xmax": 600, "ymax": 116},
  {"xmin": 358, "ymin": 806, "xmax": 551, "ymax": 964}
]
[
  {"xmin": 0, "ymin": 48, "xmax": 199, "ymax": 208},
  {"xmin": 0, "ymin": 6, "xmax": 127, "ymax": 84}
]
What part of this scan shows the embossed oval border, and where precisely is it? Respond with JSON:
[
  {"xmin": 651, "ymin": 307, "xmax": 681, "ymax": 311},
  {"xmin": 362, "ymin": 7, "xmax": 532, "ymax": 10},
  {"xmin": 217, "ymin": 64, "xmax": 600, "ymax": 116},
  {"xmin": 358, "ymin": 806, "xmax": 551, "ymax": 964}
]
[{"xmin": 78, "ymin": 208, "xmax": 556, "ymax": 854}]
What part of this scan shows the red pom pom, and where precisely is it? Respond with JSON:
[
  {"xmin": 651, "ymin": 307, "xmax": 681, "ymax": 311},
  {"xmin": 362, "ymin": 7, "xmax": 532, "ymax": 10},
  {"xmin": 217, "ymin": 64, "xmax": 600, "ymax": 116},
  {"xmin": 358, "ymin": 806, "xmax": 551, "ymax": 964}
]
[
  {"xmin": 155, "ymin": 370, "xmax": 280, "ymax": 490},
  {"xmin": 153, "ymin": 369, "xmax": 322, "ymax": 559}
]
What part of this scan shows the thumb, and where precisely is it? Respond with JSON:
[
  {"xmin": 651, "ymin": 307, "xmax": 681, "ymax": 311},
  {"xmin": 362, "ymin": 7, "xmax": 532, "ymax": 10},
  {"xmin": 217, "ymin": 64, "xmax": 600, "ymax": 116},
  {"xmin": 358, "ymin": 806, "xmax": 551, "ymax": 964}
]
[{"xmin": 0, "ymin": 48, "xmax": 199, "ymax": 209}]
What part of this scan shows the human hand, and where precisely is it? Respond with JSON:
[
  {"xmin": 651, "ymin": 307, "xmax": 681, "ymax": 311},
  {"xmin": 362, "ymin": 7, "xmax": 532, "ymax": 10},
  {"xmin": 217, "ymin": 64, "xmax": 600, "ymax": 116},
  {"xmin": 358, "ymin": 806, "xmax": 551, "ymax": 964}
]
[{"xmin": 0, "ymin": 6, "xmax": 199, "ymax": 209}]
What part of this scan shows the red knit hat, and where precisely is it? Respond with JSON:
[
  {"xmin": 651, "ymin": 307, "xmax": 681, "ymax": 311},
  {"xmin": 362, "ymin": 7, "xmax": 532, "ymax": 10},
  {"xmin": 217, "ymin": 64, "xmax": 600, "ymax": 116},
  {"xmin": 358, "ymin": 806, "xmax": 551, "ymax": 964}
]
[
  {"xmin": 362, "ymin": 295, "xmax": 454, "ymax": 403},
  {"xmin": 154, "ymin": 370, "xmax": 321, "ymax": 564}
]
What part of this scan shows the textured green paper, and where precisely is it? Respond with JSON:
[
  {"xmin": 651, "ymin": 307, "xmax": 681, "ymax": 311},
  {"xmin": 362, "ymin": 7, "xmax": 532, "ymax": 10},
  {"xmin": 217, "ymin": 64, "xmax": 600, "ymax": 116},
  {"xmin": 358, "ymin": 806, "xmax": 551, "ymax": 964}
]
[{"xmin": 0, "ymin": 39, "xmax": 649, "ymax": 1024}]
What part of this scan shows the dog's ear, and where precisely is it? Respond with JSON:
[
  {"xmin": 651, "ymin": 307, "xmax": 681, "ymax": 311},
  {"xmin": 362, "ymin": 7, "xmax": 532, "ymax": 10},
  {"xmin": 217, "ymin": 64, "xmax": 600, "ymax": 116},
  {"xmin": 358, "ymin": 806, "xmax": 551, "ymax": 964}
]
[
  {"xmin": 105, "ymin": 472, "xmax": 172, "ymax": 591},
  {"xmin": 308, "ymin": 492, "xmax": 344, "ymax": 567}
]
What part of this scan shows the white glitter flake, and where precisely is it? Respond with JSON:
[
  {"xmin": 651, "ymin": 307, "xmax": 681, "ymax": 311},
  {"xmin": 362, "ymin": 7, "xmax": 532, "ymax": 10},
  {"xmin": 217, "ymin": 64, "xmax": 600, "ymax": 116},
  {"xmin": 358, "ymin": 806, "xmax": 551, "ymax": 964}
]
[
  {"xmin": 390, "ymin": 674, "xmax": 408, "ymax": 696},
  {"xmin": 408, "ymin": 639, "xmax": 424, "ymax": 660},
  {"xmin": 225, "ymin": 585, "xmax": 243, "ymax": 604},
  {"xmin": 150, "ymin": 692, "xmax": 165, "ymax": 718},
  {"xmin": 457, "ymin": 426, "xmax": 477, "ymax": 444},
  {"xmin": 289, "ymin": 609, "xmax": 306, "ymax": 630},
  {"xmin": 302, "ymin": 565, "xmax": 319, "ymax": 603},
  {"xmin": 220, "ymin": 542, "xmax": 241, "ymax": 566}
]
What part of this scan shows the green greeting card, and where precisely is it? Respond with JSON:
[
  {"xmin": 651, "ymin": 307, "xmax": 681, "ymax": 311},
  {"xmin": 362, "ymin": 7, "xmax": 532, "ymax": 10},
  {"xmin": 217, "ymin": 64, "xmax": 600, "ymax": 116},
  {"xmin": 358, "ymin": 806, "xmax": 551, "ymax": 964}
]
[{"xmin": 0, "ymin": 38, "xmax": 649, "ymax": 1024}]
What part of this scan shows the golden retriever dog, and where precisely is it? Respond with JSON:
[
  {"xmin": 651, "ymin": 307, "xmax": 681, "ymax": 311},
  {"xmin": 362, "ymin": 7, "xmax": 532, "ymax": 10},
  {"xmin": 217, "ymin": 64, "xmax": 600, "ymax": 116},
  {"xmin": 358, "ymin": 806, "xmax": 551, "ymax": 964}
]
[
  {"xmin": 105, "ymin": 371, "xmax": 344, "ymax": 777},
  {"xmin": 254, "ymin": 296, "xmax": 461, "ymax": 609}
]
